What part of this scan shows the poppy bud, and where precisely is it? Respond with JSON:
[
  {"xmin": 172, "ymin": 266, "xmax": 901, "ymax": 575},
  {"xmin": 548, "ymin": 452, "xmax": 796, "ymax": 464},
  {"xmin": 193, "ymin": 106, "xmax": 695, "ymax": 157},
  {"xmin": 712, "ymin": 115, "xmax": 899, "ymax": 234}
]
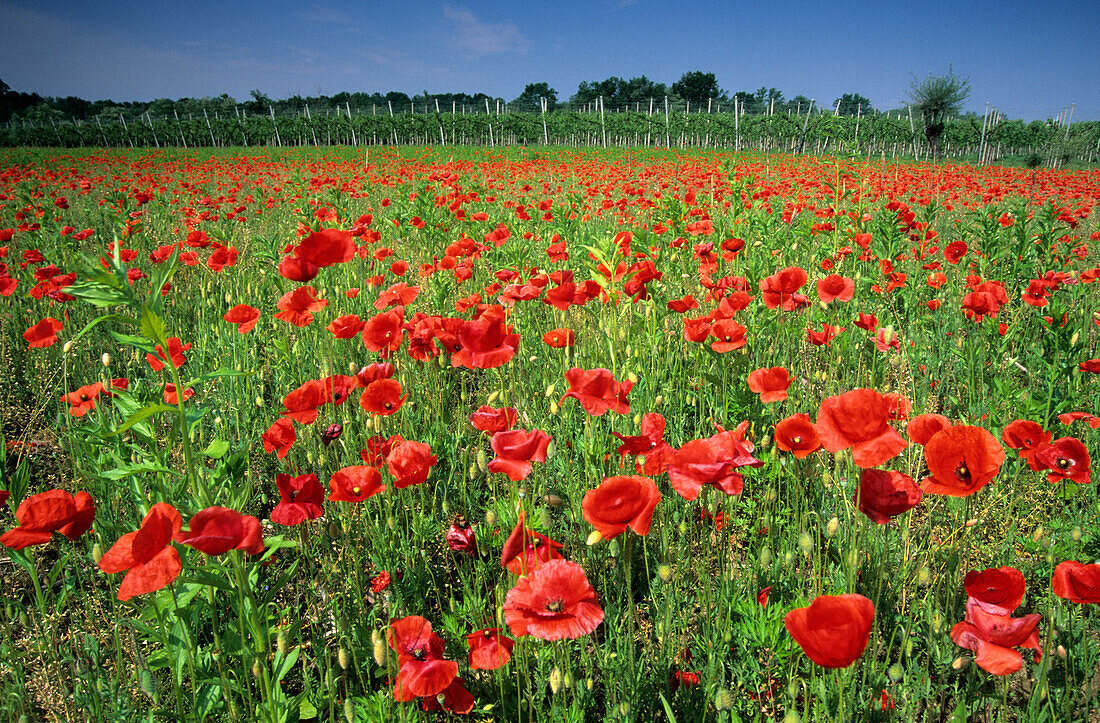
[
  {"xmin": 321, "ymin": 423, "xmax": 343, "ymax": 446},
  {"xmin": 951, "ymin": 656, "xmax": 968, "ymax": 670},
  {"xmin": 783, "ymin": 550, "xmax": 794, "ymax": 566},
  {"xmin": 1071, "ymin": 526, "xmax": 1082, "ymax": 541},
  {"xmin": 277, "ymin": 629, "xmax": 288, "ymax": 656},
  {"xmin": 254, "ymin": 396, "xmax": 263, "ymax": 407},
  {"xmin": 372, "ymin": 639, "xmax": 387, "ymax": 667},
  {"xmin": 798, "ymin": 531, "xmax": 814, "ymax": 557},
  {"xmin": 715, "ymin": 688, "xmax": 734, "ymax": 711},
  {"xmin": 1032, "ymin": 526, "xmax": 1044, "ymax": 542},
  {"xmin": 586, "ymin": 530, "xmax": 603, "ymax": 546},
  {"xmin": 92, "ymin": 543, "xmax": 104, "ymax": 564},
  {"xmin": 759, "ymin": 547, "xmax": 773, "ymax": 567},
  {"xmin": 564, "ymin": 672, "xmax": 574, "ymax": 689},
  {"xmin": 587, "ymin": 678, "xmax": 594, "ymax": 690},
  {"xmin": 252, "ymin": 659, "xmax": 263, "ymax": 679},
  {"xmin": 888, "ymin": 664, "xmax": 904, "ymax": 682},
  {"xmin": 344, "ymin": 698, "xmax": 355, "ymax": 723},
  {"xmin": 101, "ymin": 353, "xmax": 111, "ymax": 367},
  {"xmin": 618, "ymin": 703, "xmax": 630, "ymax": 716},
  {"xmin": 918, "ymin": 566, "xmax": 931, "ymax": 585},
  {"xmin": 544, "ymin": 494, "xmax": 563, "ymax": 507},
  {"xmin": 658, "ymin": 564, "xmax": 672, "ymax": 582},
  {"xmin": 338, "ymin": 646, "xmax": 351, "ymax": 669},
  {"xmin": 549, "ymin": 667, "xmax": 563, "ymax": 694},
  {"xmin": 476, "ymin": 449, "xmax": 488, "ymax": 473},
  {"xmin": 549, "ymin": 401, "xmax": 559, "ymax": 416},
  {"xmin": 1070, "ymin": 332, "xmax": 1079, "ymax": 346},
  {"xmin": 608, "ymin": 538, "xmax": 619, "ymax": 557},
  {"xmin": 488, "ymin": 390, "xmax": 500, "ymax": 404},
  {"xmin": 847, "ymin": 548, "xmax": 860, "ymax": 569},
  {"xmin": 825, "ymin": 517, "xmax": 839, "ymax": 538},
  {"xmin": 446, "ymin": 519, "xmax": 477, "ymax": 555},
  {"xmin": 782, "ymin": 711, "xmax": 801, "ymax": 723},
  {"xmin": 468, "ymin": 463, "xmax": 478, "ymax": 479},
  {"xmin": 655, "ymin": 395, "xmax": 663, "ymax": 406}
]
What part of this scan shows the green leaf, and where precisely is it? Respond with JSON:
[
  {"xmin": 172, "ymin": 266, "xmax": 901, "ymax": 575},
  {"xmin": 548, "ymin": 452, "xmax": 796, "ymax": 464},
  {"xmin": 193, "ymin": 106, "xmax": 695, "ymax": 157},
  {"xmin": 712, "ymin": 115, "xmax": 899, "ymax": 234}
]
[
  {"xmin": 111, "ymin": 403, "xmax": 174, "ymax": 435},
  {"xmin": 100, "ymin": 461, "xmax": 178, "ymax": 480},
  {"xmin": 657, "ymin": 692, "xmax": 677, "ymax": 722},
  {"xmin": 139, "ymin": 308, "xmax": 168, "ymax": 346},
  {"xmin": 110, "ymin": 330, "xmax": 157, "ymax": 354},
  {"xmin": 180, "ymin": 570, "xmax": 234, "ymax": 592},
  {"xmin": 202, "ymin": 439, "xmax": 230, "ymax": 459},
  {"xmin": 68, "ymin": 282, "xmax": 129, "ymax": 308},
  {"xmin": 273, "ymin": 646, "xmax": 300, "ymax": 683}
]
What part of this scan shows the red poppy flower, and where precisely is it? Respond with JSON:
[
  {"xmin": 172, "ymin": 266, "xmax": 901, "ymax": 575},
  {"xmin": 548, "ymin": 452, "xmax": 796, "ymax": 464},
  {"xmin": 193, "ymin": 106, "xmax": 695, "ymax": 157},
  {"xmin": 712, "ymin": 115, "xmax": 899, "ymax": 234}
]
[
  {"xmin": 944, "ymin": 240, "xmax": 968, "ymax": 264},
  {"xmin": 326, "ymin": 314, "xmax": 364, "ymax": 339},
  {"xmin": 488, "ymin": 429, "xmax": 552, "ymax": 481},
  {"xmin": 582, "ymin": 475, "xmax": 661, "ymax": 540},
  {"xmin": 667, "ymin": 427, "xmax": 763, "ymax": 500},
  {"xmin": 466, "ymin": 628, "xmax": 514, "ymax": 670},
  {"xmin": 784, "ymin": 594, "xmax": 875, "ymax": 668},
  {"xmin": 683, "ymin": 316, "xmax": 713, "ymax": 343},
  {"xmin": 853, "ymin": 312, "xmax": 878, "ymax": 331},
  {"xmin": 375, "ymin": 282, "xmax": 421, "ymax": 310},
  {"xmin": 500, "ymin": 512, "xmax": 565, "ymax": 574},
  {"xmin": 278, "ymin": 255, "xmax": 319, "ymax": 282},
  {"xmin": 362, "ymin": 308, "xmax": 406, "ymax": 357},
  {"xmin": 963, "ymin": 567, "xmax": 1025, "ymax": 616},
  {"xmin": 295, "ymin": 228, "xmax": 356, "ymax": 268},
  {"xmin": 274, "ymin": 286, "xmax": 328, "ymax": 327},
  {"xmin": 816, "ymin": 275, "xmax": 855, "ymax": 303},
  {"xmin": 445, "ymin": 519, "xmax": 477, "ymax": 555},
  {"xmin": 99, "ymin": 503, "xmax": 182, "ymax": 601},
  {"xmin": 542, "ymin": 328, "xmax": 576, "ymax": 348},
  {"xmin": 855, "ymin": 469, "xmax": 922, "ymax": 524},
  {"xmin": 561, "ymin": 367, "xmax": 632, "ymax": 416},
  {"xmin": 0, "ymin": 489, "xmax": 95, "ymax": 549},
  {"xmin": 1058, "ymin": 411, "xmax": 1100, "ymax": 429},
  {"xmin": 746, "ymin": 367, "xmax": 791, "ymax": 403},
  {"xmin": 906, "ymin": 414, "xmax": 952, "ymax": 446},
  {"xmin": 1034, "ymin": 437, "xmax": 1091, "ymax": 484},
  {"xmin": 709, "ymin": 319, "xmax": 748, "ymax": 352},
  {"xmin": 610, "ymin": 412, "xmax": 675, "ymax": 475},
  {"xmin": 61, "ymin": 382, "xmax": 106, "ymax": 417},
  {"xmin": 807, "ymin": 324, "xmax": 845, "ymax": 346},
  {"xmin": 667, "ymin": 295, "xmax": 699, "ymax": 313},
  {"xmin": 387, "ymin": 616, "xmax": 458, "ymax": 700},
  {"xmin": 223, "ymin": 304, "xmax": 260, "ymax": 333},
  {"xmin": 359, "ymin": 378, "xmax": 407, "ymax": 416},
  {"xmin": 328, "ymin": 466, "xmax": 385, "ymax": 502},
  {"xmin": 270, "ymin": 473, "xmax": 324, "ymax": 525},
  {"xmin": 874, "ymin": 327, "xmax": 901, "ymax": 351},
  {"xmin": 146, "ymin": 337, "xmax": 190, "ymax": 371},
  {"xmin": 386, "ymin": 440, "xmax": 437, "ymax": 488},
  {"xmin": 23, "ymin": 317, "xmax": 63, "ymax": 348},
  {"xmin": 759, "ymin": 266, "xmax": 809, "ymax": 310},
  {"xmin": 163, "ymin": 383, "xmax": 194, "ymax": 405},
  {"xmin": 1051, "ymin": 561, "xmax": 1100, "ymax": 604},
  {"xmin": 921, "ymin": 426, "xmax": 1005, "ymax": 497},
  {"xmin": 774, "ymin": 413, "xmax": 821, "ymax": 459},
  {"xmin": 757, "ymin": 587, "xmax": 772, "ymax": 607},
  {"xmin": 262, "ymin": 417, "xmax": 296, "ymax": 459},
  {"xmin": 950, "ymin": 599, "xmax": 1042, "ymax": 675},
  {"xmin": 355, "ymin": 362, "xmax": 396, "ymax": 386},
  {"xmin": 176, "ymin": 507, "xmax": 264, "ymax": 556},
  {"xmin": 450, "ymin": 316, "xmax": 520, "ymax": 369},
  {"xmin": 504, "ymin": 559, "xmax": 604, "ymax": 641},
  {"xmin": 281, "ymin": 380, "xmax": 328, "ymax": 424},
  {"xmin": 815, "ymin": 389, "xmax": 908, "ymax": 468},
  {"xmin": 1001, "ymin": 420, "xmax": 1051, "ymax": 470},
  {"xmin": 420, "ymin": 678, "xmax": 475, "ymax": 714},
  {"xmin": 469, "ymin": 405, "xmax": 518, "ymax": 434}
]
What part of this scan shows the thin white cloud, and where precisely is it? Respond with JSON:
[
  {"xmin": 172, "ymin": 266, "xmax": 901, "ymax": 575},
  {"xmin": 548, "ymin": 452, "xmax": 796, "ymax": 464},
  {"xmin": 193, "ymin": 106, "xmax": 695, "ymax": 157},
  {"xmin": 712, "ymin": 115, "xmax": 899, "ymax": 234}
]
[
  {"xmin": 300, "ymin": 4, "xmax": 352, "ymax": 25},
  {"xmin": 441, "ymin": 5, "xmax": 528, "ymax": 58}
]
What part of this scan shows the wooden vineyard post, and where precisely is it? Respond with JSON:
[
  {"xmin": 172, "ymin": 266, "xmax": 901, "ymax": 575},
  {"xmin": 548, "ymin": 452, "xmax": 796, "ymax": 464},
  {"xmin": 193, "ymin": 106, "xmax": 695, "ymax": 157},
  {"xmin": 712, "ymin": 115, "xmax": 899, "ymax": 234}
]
[
  {"xmin": 855, "ymin": 103, "xmax": 861, "ymax": 152},
  {"xmin": 174, "ymin": 109, "xmax": 188, "ymax": 148},
  {"xmin": 203, "ymin": 109, "xmax": 216, "ymax": 146},
  {"xmin": 119, "ymin": 113, "xmax": 134, "ymax": 148},
  {"xmin": 541, "ymin": 97, "xmax": 549, "ymax": 145},
  {"xmin": 978, "ymin": 103, "xmax": 990, "ymax": 165},
  {"xmin": 347, "ymin": 102, "xmax": 357, "ymax": 146},
  {"xmin": 734, "ymin": 97, "xmax": 739, "ymax": 152},
  {"xmin": 485, "ymin": 98, "xmax": 494, "ymax": 147},
  {"xmin": 907, "ymin": 104, "xmax": 917, "ymax": 160},
  {"xmin": 664, "ymin": 96, "xmax": 670, "ymax": 148},
  {"xmin": 798, "ymin": 99, "xmax": 814, "ymax": 154},
  {"xmin": 599, "ymin": 96, "xmax": 606, "ymax": 147}
]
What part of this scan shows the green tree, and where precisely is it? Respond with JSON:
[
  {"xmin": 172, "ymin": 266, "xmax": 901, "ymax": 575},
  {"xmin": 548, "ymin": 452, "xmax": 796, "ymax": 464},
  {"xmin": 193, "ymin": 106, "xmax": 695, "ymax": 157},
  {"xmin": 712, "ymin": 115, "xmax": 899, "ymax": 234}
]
[
  {"xmin": 513, "ymin": 83, "xmax": 557, "ymax": 111},
  {"xmin": 908, "ymin": 68, "xmax": 971, "ymax": 160},
  {"xmin": 670, "ymin": 71, "xmax": 726, "ymax": 105},
  {"xmin": 835, "ymin": 93, "xmax": 872, "ymax": 116}
]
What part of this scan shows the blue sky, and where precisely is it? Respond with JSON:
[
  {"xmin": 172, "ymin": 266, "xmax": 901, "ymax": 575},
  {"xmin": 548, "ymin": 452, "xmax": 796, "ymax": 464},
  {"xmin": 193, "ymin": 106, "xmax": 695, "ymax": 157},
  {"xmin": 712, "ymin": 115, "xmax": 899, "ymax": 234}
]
[{"xmin": 1, "ymin": 0, "xmax": 1096, "ymax": 120}]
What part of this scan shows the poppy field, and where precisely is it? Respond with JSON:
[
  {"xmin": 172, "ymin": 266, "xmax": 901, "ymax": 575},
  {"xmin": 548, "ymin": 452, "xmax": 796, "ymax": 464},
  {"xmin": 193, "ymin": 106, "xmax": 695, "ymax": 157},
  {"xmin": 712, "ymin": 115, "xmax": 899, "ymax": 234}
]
[{"xmin": 1, "ymin": 145, "xmax": 1099, "ymax": 721}]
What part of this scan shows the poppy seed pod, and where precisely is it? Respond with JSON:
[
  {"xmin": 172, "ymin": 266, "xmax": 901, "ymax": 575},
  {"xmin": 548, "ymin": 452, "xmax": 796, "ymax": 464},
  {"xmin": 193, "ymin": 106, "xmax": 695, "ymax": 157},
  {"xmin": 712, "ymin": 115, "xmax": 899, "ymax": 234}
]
[
  {"xmin": 549, "ymin": 667, "xmax": 562, "ymax": 694},
  {"xmin": 338, "ymin": 646, "xmax": 351, "ymax": 670}
]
